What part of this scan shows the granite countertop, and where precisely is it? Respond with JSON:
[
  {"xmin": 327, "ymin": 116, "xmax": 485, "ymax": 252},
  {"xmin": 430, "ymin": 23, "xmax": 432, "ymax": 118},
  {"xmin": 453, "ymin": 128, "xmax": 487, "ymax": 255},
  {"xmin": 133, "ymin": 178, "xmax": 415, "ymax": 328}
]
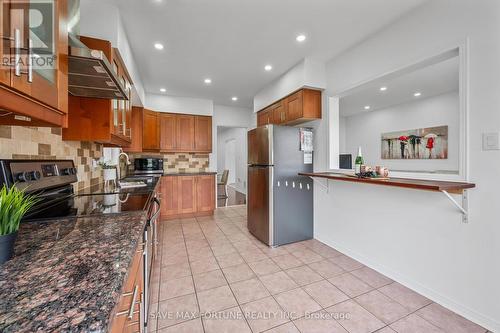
[{"xmin": 0, "ymin": 177, "xmax": 158, "ymax": 332}]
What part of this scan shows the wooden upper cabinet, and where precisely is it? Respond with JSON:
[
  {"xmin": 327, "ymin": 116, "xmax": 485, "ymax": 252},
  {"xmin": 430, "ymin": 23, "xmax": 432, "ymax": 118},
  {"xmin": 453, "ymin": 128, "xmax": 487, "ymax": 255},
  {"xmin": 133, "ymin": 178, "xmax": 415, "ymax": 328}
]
[
  {"xmin": 256, "ymin": 88, "xmax": 322, "ymax": 127},
  {"xmin": 257, "ymin": 108, "xmax": 272, "ymax": 127},
  {"xmin": 0, "ymin": 0, "xmax": 68, "ymax": 127},
  {"xmin": 284, "ymin": 90, "xmax": 304, "ymax": 121},
  {"xmin": 63, "ymin": 38, "xmax": 133, "ymax": 146},
  {"xmin": 176, "ymin": 115, "xmax": 195, "ymax": 152},
  {"xmin": 123, "ymin": 107, "xmax": 143, "ymax": 153},
  {"xmin": 143, "ymin": 110, "xmax": 160, "ymax": 150},
  {"xmin": 0, "ymin": 0, "xmax": 11, "ymax": 87},
  {"xmin": 272, "ymin": 101, "xmax": 286, "ymax": 124},
  {"xmin": 196, "ymin": 175, "xmax": 215, "ymax": 213},
  {"xmin": 194, "ymin": 116, "xmax": 212, "ymax": 152},
  {"xmin": 160, "ymin": 113, "xmax": 177, "ymax": 151}
]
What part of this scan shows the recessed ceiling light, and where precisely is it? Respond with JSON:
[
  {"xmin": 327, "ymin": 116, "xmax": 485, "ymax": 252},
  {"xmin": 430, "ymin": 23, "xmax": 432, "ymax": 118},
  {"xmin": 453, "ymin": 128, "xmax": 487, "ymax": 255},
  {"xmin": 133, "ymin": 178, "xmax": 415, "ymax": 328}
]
[
  {"xmin": 364, "ymin": 105, "xmax": 371, "ymax": 110},
  {"xmin": 264, "ymin": 65, "xmax": 273, "ymax": 71},
  {"xmin": 204, "ymin": 78, "xmax": 212, "ymax": 84},
  {"xmin": 380, "ymin": 86, "xmax": 387, "ymax": 91},
  {"xmin": 160, "ymin": 88, "xmax": 166, "ymax": 93},
  {"xmin": 231, "ymin": 96, "xmax": 238, "ymax": 101},
  {"xmin": 296, "ymin": 34, "xmax": 306, "ymax": 42},
  {"xmin": 414, "ymin": 92, "xmax": 422, "ymax": 97},
  {"xmin": 154, "ymin": 43, "xmax": 164, "ymax": 50}
]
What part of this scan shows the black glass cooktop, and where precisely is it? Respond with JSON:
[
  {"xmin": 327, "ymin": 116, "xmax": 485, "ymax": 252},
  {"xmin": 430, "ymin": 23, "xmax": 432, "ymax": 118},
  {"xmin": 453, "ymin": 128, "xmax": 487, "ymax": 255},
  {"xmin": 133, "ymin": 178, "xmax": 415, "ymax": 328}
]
[{"xmin": 24, "ymin": 192, "xmax": 152, "ymax": 222}]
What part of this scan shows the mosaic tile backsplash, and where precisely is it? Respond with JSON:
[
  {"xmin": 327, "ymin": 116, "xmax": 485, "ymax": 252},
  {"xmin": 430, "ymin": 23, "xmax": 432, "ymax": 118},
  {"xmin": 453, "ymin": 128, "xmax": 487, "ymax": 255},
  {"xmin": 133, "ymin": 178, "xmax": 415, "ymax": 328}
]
[
  {"xmin": 0, "ymin": 126, "xmax": 103, "ymax": 191},
  {"xmin": 127, "ymin": 153, "xmax": 210, "ymax": 173}
]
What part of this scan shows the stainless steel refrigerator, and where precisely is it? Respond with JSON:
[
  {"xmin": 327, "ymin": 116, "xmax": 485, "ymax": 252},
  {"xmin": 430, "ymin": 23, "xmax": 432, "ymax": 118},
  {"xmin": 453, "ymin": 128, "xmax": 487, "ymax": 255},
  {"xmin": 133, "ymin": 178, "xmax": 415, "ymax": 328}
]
[{"xmin": 247, "ymin": 125, "xmax": 314, "ymax": 247}]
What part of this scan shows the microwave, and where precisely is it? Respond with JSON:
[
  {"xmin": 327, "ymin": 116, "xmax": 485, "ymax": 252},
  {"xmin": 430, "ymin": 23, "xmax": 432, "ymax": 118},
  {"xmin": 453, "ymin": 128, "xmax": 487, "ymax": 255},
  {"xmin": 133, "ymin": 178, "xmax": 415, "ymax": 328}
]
[{"xmin": 134, "ymin": 158, "xmax": 164, "ymax": 174}]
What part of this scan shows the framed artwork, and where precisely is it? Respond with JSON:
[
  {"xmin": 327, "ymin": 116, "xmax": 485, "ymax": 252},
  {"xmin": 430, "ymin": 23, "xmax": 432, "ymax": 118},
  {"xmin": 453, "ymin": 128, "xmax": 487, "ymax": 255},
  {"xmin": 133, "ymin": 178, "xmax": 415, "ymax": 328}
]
[{"xmin": 381, "ymin": 125, "xmax": 448, "ymax": 159}]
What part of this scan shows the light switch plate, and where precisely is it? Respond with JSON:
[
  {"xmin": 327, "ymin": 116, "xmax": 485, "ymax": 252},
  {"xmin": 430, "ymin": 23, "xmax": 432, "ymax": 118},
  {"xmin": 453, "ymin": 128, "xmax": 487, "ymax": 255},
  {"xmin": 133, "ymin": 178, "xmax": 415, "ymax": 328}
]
[{"xmin": 482, "ymin": 132, "xmax": 500, "ymax": 150}]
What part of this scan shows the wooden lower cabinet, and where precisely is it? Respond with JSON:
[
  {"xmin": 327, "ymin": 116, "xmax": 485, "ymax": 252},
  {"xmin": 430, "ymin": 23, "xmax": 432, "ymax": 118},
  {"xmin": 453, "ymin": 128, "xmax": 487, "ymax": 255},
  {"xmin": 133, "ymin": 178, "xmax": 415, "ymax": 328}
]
[
  {"xmin": 109, "ymin": 241, "xmax": 144, "ymax": 333},
  {"xmin": 178, "ymin": 176, "xmax": 197, "ymax": 214},
  {"xmin": 160, "ymin": 174, "xmax": 215, "ymax": 219}
]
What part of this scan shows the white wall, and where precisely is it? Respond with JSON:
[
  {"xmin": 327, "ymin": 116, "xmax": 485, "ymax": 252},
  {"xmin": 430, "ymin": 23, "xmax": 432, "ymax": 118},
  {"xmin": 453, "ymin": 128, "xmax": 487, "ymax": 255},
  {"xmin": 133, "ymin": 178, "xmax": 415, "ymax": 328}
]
[
  {"xmin": 341, "ymin": 91, "xmax": 460, "ymax": 173},
  {"xmin": 80, "ymin": 0, "xmax": 145, "ymax": 106},
  {"xmin": 145, "ymin": 94, "xmax": 214, "ymax": 116},
  {"xmin": 311, "ymin": 0, "xmax": 500, "ymax": 331},
  {"xmin": 210, "ymin": 105, "xmax": 253, "ymax": 172},
  {"xmin": 253, "ymin": 58, "xmax": 326, "ymax": 112},
  {"xmin": 217, "ymin": 127, "xmax": 248, "ymax": 193}
]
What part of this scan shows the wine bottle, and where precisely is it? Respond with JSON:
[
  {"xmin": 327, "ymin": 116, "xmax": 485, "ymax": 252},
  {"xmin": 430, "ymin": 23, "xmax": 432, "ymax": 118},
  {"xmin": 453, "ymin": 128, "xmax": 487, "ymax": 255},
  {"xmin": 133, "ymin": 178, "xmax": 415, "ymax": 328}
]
[{"xmin": 355, "ymin": 147, "xmax": 364, "ymax": 175}]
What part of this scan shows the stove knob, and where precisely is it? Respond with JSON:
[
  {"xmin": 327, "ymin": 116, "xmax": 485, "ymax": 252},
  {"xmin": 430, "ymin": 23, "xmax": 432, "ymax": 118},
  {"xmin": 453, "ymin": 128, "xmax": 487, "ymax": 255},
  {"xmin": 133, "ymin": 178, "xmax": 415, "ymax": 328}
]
[
  {"xmin": 62, "ymin": 168, "xmax": 76, "ymax": 176},
  {"xmin": 16, "ymin": 172, "xmax": 29, "ymax": 182},
  {"xmin": 30, "ymin": 171, "xmax": 41, "ymax": 181}
]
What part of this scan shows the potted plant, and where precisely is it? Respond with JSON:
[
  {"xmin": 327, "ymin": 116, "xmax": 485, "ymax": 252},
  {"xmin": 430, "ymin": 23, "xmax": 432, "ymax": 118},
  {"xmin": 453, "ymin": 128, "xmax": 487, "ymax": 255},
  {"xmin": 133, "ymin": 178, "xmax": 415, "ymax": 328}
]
[{"xmin": 0, "ymin": 185, "xmax": 39, "ymax": 264}]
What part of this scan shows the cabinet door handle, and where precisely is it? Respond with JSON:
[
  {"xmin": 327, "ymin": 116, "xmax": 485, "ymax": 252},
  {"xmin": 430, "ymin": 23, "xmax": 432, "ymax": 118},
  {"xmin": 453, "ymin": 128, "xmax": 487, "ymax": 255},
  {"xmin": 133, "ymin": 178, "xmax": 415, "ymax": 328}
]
[
  {"xmin": 128, "ymin": 285, "xmax": 139, "ymax": 319},
  {"xmin": 14, "ymin": 29, "xmax": 21, "ymax": 77},
  {"xmin": 27, "ymin": 38, "xmax": 33, "ymax": 83}
]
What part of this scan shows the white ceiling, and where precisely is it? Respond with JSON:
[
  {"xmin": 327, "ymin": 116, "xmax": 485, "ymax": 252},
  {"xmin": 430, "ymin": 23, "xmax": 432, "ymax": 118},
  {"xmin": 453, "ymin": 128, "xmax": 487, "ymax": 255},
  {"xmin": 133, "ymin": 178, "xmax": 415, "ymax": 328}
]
[
  {"xmin": 340, "ymin": 55, "xmax": 459, "ymax": 117},
  {"xmin": 102, "ymin": 0, "xmax": 427, "ymax": 108}
]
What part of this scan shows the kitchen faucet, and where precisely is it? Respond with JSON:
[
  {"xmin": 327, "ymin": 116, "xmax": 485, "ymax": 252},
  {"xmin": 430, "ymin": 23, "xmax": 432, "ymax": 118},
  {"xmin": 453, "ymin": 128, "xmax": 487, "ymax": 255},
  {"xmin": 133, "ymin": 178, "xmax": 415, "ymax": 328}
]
[{"xmin": 117, "ymin": 149, "xmax": 131, "ymax": 181}]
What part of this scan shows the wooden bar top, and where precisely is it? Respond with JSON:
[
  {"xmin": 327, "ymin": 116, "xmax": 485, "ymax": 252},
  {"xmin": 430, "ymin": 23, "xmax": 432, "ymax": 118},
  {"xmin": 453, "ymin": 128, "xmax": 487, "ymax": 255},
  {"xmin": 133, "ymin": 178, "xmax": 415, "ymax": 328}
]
[{"xmin": 299, "ymin": 172, "xmax": 475, "ymax": 193}]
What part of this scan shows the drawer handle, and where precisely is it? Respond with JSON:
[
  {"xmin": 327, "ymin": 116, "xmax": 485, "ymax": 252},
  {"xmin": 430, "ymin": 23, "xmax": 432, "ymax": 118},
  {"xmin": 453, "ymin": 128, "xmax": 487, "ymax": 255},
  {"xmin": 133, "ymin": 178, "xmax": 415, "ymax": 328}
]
[{"xmin": 116, "ymin": 285, "xmax": 139, "ymax": 319}]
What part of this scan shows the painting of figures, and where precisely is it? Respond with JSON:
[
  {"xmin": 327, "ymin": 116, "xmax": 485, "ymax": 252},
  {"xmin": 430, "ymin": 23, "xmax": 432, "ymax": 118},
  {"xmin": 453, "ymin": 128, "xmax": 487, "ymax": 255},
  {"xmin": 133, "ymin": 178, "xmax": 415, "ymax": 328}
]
[{"xmin": 381, "ymin": 125, "xmax": 448, "ymax": 159}]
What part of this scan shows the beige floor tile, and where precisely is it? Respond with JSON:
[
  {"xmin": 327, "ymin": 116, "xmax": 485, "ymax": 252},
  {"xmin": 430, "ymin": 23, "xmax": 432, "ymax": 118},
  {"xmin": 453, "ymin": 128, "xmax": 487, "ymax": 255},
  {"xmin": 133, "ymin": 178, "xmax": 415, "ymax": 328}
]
[
  {"xmin": 328, "ymin": 272, "xmax": 373, "ymax": 297},
  {"xmin": 222, "ymin": 263, "xmax": 256, "ymax": 283},
  {"xmin": 293, "ymin": 310, "xmax": 348, "ymax": 333},
  {"xmin": 282, "ymin": 242, "xmax": 308, "ymax": 252},
  {"xmin": 275, "ymin": 288, "xmax": 322, "ymax": 320},
  {"xmin": 162, "ymin": 253, "xmax": 189, "ymax": 266},
  {"xmin": 309, "ymin": 245, "xmax": 343, "ymax": 259},
  {"xmin": 190, "ymin": 256, "xmax": 220, "ymax": 275},
  {"xmin": 260, "ymin": 246, "xmax": 289, "ymax": 257},
  {"xmin": 389, "ymin": 313, "xmax": 444, "ymax": 333},
  {"xmin": 211, "ymin": 244, "xmax": 237, "ymax": 256},
  {"xmin": 285, "ymin": 266, "xmax": 323, "ymax": 286},
  {"xmin": 416, "ymin": 303, "xmax": 487, "ymax": 333},
  {"xmin": 259, "ymin": 271, "xmax": 299, "ymax": 295},
  {"xmin": 303, "ymin": 280, "xmax": 349, "ymax": 308},
  {"xmin": 326, "ymin": 299, "xmax": 385, "ymax": 333},
  {"xmin": 351, "ymin": 267, "xmax": 393, "ymax": 288},
  {"xmin": 374, "ymin": 327, "xmax": 397, "ymax": 333},
  {"xmin": 272, "ymin": 254, "xmax": 304, "ymax": 270},
  {"xmin": 197, "ymin": 285, "xmax": 238, "ymax": 313},
  {"xmin": 379, "ymin": 282, "xmax": 432, "ymax": 312},
  {"xmin": 158, "ymin": 318, "xmax": 204, "ymax": 333},
  {"xmin": 264, "ymin": 322, "xmax": 300, "ymax": 333},
  {"xmin": 329, "ymin": 255, "xmax": 365, "ymax": 271},
  {"xmin": 230, "ymin": 277, "xmax": 270, "ymax": 304},
  {"xmin": 355, "ymin": 290, "xmax": 410, "ymax": 324},
  {"xmin": 239, "ymin": 249, "xmax": 268, "ymax": 263},
  {"xmin": 240, "ymin": 296, "xmax": 289, "ymax": 332},
  {"xmin": 308, "ymin": 260, "xmax": 345, "ymax": 279},
  {"xmin": 157, "ymin": 294, "xmax": 199, "ymax": 329},
  {"xmin": 291, "ymin": 249, "xmax": 324, "ymax": 264},
  {"xmin": 160, "ymin": 276, "xmax": 195, "ymax": 300},
  {"xmin": 216, "ymin": 252, "xmax": 246, "ymax": 268},
  {"xmin": 202, "ymin": 306, "xmax": 252, "ymax": 333},
  {"xmin": 193, "ymin": 269, "xmax": 228, "ymax": 292},
  {"xmin": 248, "ymin": 258, "xmax": 282, "ymax": 276}
]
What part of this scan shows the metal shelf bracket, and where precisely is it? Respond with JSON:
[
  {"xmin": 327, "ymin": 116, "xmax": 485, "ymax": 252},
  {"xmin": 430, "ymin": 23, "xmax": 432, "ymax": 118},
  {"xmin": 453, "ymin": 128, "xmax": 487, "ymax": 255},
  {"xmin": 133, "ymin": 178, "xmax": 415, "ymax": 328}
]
[
  {"xmin": 308, "ymin": 177, "xmax": 329, "ymax": 193},
  {"xmin": 441, "ymin": 190, "xmax": 469, "ymax": 223}
]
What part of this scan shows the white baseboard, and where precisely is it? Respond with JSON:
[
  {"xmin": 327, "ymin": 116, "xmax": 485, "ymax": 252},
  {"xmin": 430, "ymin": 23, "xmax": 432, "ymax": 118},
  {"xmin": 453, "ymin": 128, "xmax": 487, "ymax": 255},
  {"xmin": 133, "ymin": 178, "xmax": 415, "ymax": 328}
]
[{"xmin": 314, "ymin": 234, "xmax": 499, "ymax": 333}]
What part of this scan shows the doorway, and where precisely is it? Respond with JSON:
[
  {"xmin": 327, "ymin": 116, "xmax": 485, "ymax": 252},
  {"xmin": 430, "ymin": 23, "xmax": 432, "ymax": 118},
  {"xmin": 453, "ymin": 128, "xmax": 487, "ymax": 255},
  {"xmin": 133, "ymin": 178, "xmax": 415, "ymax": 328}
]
[{"xmin": 217, "ymin": 126, "xmax": 247, "ymax": 207}]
